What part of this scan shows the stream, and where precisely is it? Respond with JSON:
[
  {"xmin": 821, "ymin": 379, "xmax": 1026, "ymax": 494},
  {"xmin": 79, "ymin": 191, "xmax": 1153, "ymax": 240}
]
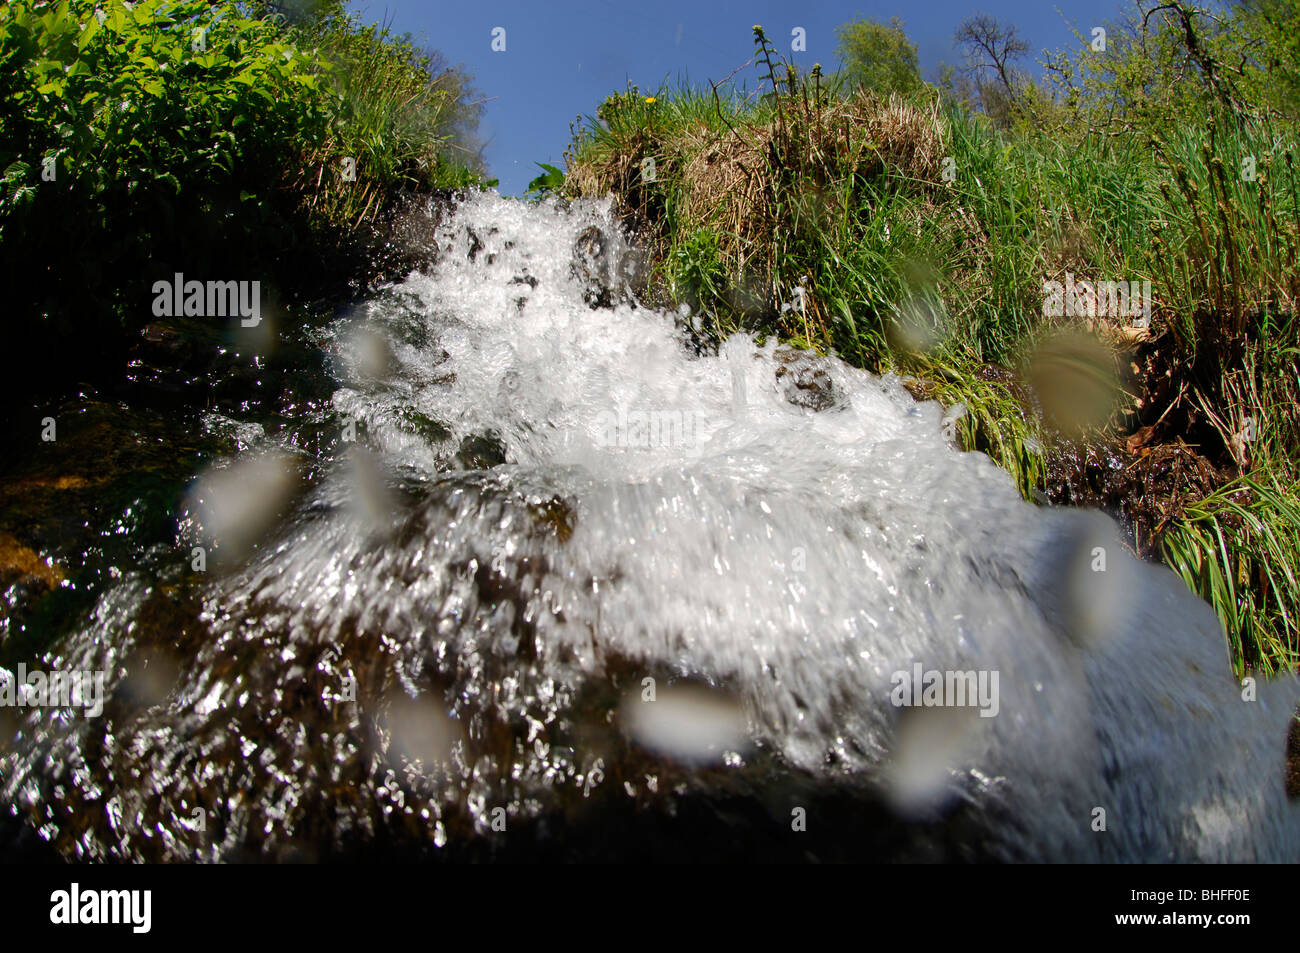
[{"xmin": 2, "ymin": 192, "xmax": 1297, "ymax": 862}]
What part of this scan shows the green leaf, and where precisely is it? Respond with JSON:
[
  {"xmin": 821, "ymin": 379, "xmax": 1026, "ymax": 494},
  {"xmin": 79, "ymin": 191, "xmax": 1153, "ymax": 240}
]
[
  {"xmin": 525, "ymin": 162, "xmax": 565, "ymax": 196},
  {"xmin": 78, "ymin": 17, "xmax": 100, "ymax": 47}
]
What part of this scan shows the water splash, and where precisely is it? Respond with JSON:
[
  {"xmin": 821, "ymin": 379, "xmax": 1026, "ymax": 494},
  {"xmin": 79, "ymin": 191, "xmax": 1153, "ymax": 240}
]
[{"xmin": 3, "ymin": 193, "xmax": 1296, "ymax": 861}]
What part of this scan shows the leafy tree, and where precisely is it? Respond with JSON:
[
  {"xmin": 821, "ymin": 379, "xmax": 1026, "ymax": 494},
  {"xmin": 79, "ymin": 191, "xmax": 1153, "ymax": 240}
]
[
  {"xmin": 834, "ymin": 17, "xmax": 923, "ymax": 97},
  {"xmin": 1228, "ymin": 0, "xmax": 1300, "ymax": 115},
  {"xmin": 1041, "ymin": 0, "xmax": 1300, "ymax": 132}
]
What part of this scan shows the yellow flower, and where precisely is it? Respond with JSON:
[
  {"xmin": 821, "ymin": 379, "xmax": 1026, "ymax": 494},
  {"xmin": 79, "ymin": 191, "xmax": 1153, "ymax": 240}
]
[{"xmin": 644, "ymin": 96, "xmax": 657, "ymax": 104}]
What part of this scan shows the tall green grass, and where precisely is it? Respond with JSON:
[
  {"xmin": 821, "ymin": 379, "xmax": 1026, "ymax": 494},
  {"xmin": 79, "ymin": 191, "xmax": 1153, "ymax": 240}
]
[
  {"xmin": 1161, "ymin": 473, "xmax": 1300, "ymax": 676},
  {"xmin": 291, "ymin": 9, "xmax": 487, "ymax": 228}
]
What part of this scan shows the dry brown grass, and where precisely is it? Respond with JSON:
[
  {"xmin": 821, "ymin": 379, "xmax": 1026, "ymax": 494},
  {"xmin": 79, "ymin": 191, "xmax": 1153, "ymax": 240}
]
[{"xmin": 570, "ymin": 91, "xmax": 949, "ymax": 290}]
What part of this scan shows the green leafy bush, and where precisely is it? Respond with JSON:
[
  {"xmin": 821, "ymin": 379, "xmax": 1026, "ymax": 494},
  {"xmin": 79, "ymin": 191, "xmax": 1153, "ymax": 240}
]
[
  {"xmin": 1, "ymin": 0, "xmax": 332, "ymax": 317},
  {"xmin": 0, "ymin": 0, "xmax": 485, "ymax": 403}
]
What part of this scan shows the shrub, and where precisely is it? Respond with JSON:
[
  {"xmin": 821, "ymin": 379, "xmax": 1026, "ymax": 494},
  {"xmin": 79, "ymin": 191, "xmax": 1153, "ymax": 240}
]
[{"xmin": 0, "ymin": 0, "xmax": 485, "ymax": 405}]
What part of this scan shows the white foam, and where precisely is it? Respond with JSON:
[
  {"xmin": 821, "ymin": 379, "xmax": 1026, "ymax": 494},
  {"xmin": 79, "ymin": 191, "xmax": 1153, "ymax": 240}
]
[{"xmin": 6, "ymin": 192, "xmax": 1296, "ymax": 861}]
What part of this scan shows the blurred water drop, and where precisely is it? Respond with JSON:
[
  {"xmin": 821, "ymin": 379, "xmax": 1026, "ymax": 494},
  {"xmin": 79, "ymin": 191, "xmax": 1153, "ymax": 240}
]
[
  {"xmin": 1025, "ymin": 330, "xmax": 1120, "ymax": 437},
  {"xmin": 883, "ymin": 704, "xmax": 982, "ymax": 818},
  {"xmin": 381, "ymin": 690, "xmax": 461, "ymax": 774},
  {"xmin": 344, "ymin": 446, "xmax": 397, "ymax": 538},
  {"xmin": 230, "ymin": 294, "xmax": 278, "ymax": 357},
  {"xmin": 1058, "ymin": 512, "xmax": 1137, "ymax": 650},
  {"xmin": 117, "ymin": 646, "xmax": 182, "ymax": 709},
  {"xmin": 621, "ymin": 684, "xmax": 749, "ymax": 764},
  {"xmin": 888, "ymin": 293, "xmax": 950, "ymax": 356},
  {"xmin": 343, "ymin": 322, "xmax": 392, "ymax": 382},
  {"xmin": 183, "ymin": 450, "xmax": 301, "ymax": 565}
]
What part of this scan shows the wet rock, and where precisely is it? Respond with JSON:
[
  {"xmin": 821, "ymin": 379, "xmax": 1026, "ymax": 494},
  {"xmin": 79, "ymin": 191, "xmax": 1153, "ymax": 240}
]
[
  {"xmin": 570, "ymin": 224, "xmax": 649, "ymax": 309},
  {"xmin": 0, "ymin": 477, "xmax": 994, "ymax": 863},
  {"xmin": 456, "ymin": 432, "xmax": 507, "ymax": 470},
  {"xmin": 466, "ymin": 226, "xmax": 484, "ymax": 262},
  {"xmin": 400, "ymin": 409, "xmax": 453, "ymax": 444},
  {"xmin": 126, "ymin": 313, "xmax": 333, "ymax": 418},
  {"xmin": 0, "ymin": 534, "xmax": 64, "ymax": 590},
  {"xmin": 141, "ymin": 323, "xmax": 177, "ymax": 345},
  {"xmin": 572, "ymin": 225, "xmax": 613, "ymax": 308},
  {"xmin": 527, "ymin": 496, "xmax": 575, "ymax": 543},
  {"xmin": 773, "ymin": 345, "xmax": 841, "ymax": 411}
]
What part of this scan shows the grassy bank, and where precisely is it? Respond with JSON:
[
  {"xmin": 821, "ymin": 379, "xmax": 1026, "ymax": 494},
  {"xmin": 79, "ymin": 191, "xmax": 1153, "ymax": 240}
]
[
  {"xmin": 563, "ymin": 10, "xmax": 1300, "ymax": 676},
  {"xmin": 0, "ymin": 0, "xmax": 487, "ymax": 407}
]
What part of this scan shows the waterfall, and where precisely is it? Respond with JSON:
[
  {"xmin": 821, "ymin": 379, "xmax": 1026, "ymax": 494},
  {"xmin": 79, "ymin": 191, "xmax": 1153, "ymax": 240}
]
[{"xmin": 3, "ymin": 193, "xmax": 1296, "ymax": 862}]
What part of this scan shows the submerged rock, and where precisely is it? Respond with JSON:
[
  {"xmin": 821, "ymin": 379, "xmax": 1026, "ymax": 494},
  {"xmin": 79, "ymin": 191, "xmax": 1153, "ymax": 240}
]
[
  {"xmin": 571, "ymin": 224, "xmax": 614, "ymax": 308},
  {"xmin": 773, "ymin": 344, "xmax": 842, "ymax": 411},
  {"xmin": 456, "ymin": 432, "xmax": 507, "ymax": 470},
  {"xmin": 569, "ymin": 222, "xmax": 647, "ymax": 310}
]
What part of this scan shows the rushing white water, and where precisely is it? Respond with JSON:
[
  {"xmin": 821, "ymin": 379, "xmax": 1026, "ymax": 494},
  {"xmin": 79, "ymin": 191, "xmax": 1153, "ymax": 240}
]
[{"xmin": 3, "ymin": 193, "xmax": 1297, "ymax": 861}]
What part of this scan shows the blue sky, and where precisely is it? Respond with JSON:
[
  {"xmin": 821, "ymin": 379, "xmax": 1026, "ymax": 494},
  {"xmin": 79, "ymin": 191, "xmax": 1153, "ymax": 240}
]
[{"xmin": 346, "ymin": 1, "xmax": 1135, "ymax": 195}]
